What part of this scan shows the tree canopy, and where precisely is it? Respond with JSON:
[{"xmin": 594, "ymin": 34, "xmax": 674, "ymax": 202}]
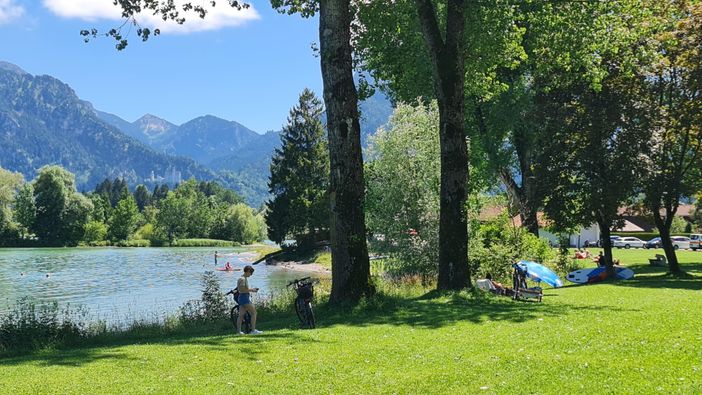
[{"xmin": 266, "ymin": 89, "xmax": 329, "ymax": 246}]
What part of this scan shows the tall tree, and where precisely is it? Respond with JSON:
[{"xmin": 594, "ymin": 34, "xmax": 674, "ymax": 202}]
[
  {"xmin": 100, "ymin": 0, "xmax": 372, "ymax": 302},
  {"xmin": 133, "ymin": 184, "xmax": 151, "ymax": 212},
  {"xmin": 108, "ymin": 195, "xmax": 140, "ymax": 241},
  {"xmin": 266, "ymin": 89, "xmax": 329, "ymax": 247},
  {"xmin": 269, "ymin": 0, "xmax": 374, "ymax": 302},
  {"xmin": 152, "ymin": 184, "xmax": 169, "ymax": 202},
  {"xmin": 0, "ymin": 167, "xmax": 24, "ymax": 237},
  {"xmin": 413, "ymin": 0, "xmax": 471, "ymax": 290},
  {"xmin": 355, "ymin": 0, "xmax": 523, "ymax": 289},
  {"xmin": 88, "ymin": 193, "xmax": 111, "ymax": 224},
  {"xmin": 13, "ymin": 183, "xmax": 36, "ymax": 238},
  {"xmin": 156, "ymin": 191, "xmax": 188, "ymax": 242},
  {"xmin": 640, "ymin": 2, "xmax": 702, "ymax": 274},
  {"xmin": 94, "ymin": 178, "xmax": 112, "ymax": 201},
  {"xmin": 33, "ymin": 166, "xmax": 93, "ymax": 245},
  {"xmin": 366, "ymin": 101, "xmax": 441, "ymax": 279},
  {"xmin": 318, "ymin": 0, "xmax": 373, "ymax": 302},
  {"xmin": 110, "ymin": 178, "xmax": 129, "ymax": 207},
  {"xmin": 173, "ymin": 179, "xmax": 215, "ymax": 238},
  {"xmin": 537, "ymin": 59, "xmax": 651, "ymax": 276}
]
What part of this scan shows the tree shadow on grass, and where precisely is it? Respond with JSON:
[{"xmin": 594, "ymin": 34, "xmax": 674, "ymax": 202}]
[
  {"xmin": 0, "ymin": 313, "xmax": 319, "ymax": 367},
  {"xmin": 313, "ymin": 289, "xmax": 638, "ymax": 331},
  {"xmin": 0, "ymin": 285, "xmax": 641, "ymax": 367},
  {"xmin": 610, "ymin": 263, "xmax": 702, "ymax": 291}
]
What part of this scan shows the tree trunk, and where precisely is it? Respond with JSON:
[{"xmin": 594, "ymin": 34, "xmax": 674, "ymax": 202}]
[
  {"xmin": 522, "ymin": 206, "xmax": 540, "ymax": 237},
  {"xmin": 514, "ymin": 126, "xmax": 540, "ymax": 237},
  {"xmin": 597, "ymin": 219, "xmax": 615, "ymax": 277},
  {"xmin": 653, "ymin": 210, "xmax": 681, "ymax": 275},
  {"xmin": 415, "ymin": 0, "xmax": 470, "ymax": 290},
  {"xmin": 500, "ymin": 170, "xmax": 539, "ymax": 237},
  {"xmin": 319, "ymin": 0, "xmax": 373, "ymax": 303}
]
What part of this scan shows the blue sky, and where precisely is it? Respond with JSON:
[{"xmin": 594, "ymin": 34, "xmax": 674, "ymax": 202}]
[{"xmin": 0, "ymin": 0, "xmax": 322, "ymax": 133}]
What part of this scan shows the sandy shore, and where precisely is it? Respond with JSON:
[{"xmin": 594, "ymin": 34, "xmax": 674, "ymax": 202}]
[
  {"xmin": 265, "ymin": 260, "xmax": 331, "ymax": 275},
  {"xmin": 232, "ymin": 248, "xmax": 330, "ymax": 274}
]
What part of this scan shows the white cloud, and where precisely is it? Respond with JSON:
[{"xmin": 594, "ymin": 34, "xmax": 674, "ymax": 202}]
[
  {"xmin": 43, "ymin": 0, "xmax": 259, "ymax": 33},
  {"xmin": 0, "ymin": 0, "xmax": 25, "ymax": 24}
]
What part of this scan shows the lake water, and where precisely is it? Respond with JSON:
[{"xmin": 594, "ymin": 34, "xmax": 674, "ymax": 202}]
[{"xmin": 0, "ymin": 247, "xmax": 304, "ymax": 325}]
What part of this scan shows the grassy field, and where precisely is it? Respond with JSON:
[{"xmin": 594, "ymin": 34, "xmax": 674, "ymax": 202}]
[{"xmin": 1, "ymin": 249, "xmax": 701, "ymax": 394}]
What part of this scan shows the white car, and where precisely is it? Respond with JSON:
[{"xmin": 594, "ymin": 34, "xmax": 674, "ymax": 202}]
[
  {"xmin": 690, "ymin": 234, "xmax": 701, "ymax": 251},
  {"xmin": 671, "ymin": 236, "xmax": 691, "ymax": 250},
  {"xmin": 613, "ymin": 237, "xmax": 646, "ymax": 249}
]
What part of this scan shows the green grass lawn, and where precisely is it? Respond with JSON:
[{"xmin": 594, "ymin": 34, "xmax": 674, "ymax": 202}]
[{"xmin": 1, "ymin": 250, "xmax": 701, "ymax": 394}]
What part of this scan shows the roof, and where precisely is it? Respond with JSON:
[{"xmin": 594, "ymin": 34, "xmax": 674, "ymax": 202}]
[
  {"xmin": 616, "ymin": 216, "xmax": 655, "ymax": 232},
  {"xmin": 479, "ymin": 203, "xmax": 696, "ymax": 231},
  {"xmin": 477, "ymin": 205, "xmax": 550, "ymax": 227}
]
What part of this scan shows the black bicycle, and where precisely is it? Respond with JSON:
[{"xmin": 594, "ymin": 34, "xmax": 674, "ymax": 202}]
[
  {"xmin": 225, "ymin": 288, "xmax": 252, "ymax": 333},
  {"xmin": 287, "ymin": 277, "xmax": 317, "ymax": 329}
]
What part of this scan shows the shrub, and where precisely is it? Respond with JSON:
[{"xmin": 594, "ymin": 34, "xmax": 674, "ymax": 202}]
[
  {"xmin": 179, "ymin": 272, "xmax": 229, "ymax": 322},
  {"xmin": 83, "ymin": 220, "xmax": 107, "ymax": 244},
  {"xmin": 115, "ymin": 239, "xmax": 151, "ymax": 247},
  {"xmin": 365, "ymin": 101, "xmax": 441, "ymax": 280},
  {"xmin": 470, "ymin": 211, "xmax": 554, "ymax": 283},
  {"xmin": 170, "ymin": 239, "xmax": 235, "ymax": 247},
  {"xmin": 0, "ymin": 298, "xmax": 97, "ymax": 355},
  {"xmin": 134, "ymin": 223, "xmax": 155, "ymax": 241}
]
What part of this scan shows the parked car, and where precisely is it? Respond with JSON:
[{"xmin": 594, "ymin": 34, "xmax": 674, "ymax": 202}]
[
  {"xmin": 597, "ymin": 236, "xmax": 621, "ymax": 247},
  {"xmin": 613, "ymin": 237, "xmax": 646, "ymax": 249},
  {"xmin": 690, "ymin": 234, "xmax": 701, "ymax": 251},
  {"xmin": 671, "ymin": 236, "xmax": 691, "ymax": 250},
  {"xmin": 645, "ymin": 237, "xmax": 661, "ymax": 249}
]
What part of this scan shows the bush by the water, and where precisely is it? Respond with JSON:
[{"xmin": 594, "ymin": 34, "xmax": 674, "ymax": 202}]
[
  {"xmin": 169, "ymin": 239, "xmax": 237, "ymax": 247},
  {"xmin": 115, "ymin": 239, "xmax": 151, "ymax": 247},
  {"xmin": 179, "ymin": 271, "xmax": 228, "ymax": 322},
  {"xmin": 0, "ymin": 298, "xmax": 98, "ymax": 354},
  {"xmin": 0, "ymin": 272, "xmax": 235, "ymax": 355}
]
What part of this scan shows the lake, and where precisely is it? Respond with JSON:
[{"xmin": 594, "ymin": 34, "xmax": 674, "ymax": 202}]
[{"xmin": 0, "ymin": 247, "xmax": 304, "ymax": 325}]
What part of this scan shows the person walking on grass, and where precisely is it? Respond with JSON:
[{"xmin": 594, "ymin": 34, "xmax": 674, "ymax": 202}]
[{"xmin": 237, "ymin": 265, "xmax": 263, "ymax": 335}]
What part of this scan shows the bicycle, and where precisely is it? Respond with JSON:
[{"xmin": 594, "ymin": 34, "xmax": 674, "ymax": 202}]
[
  {"xmin": 225, "ymin": 288, "xmax": 252, "ymax": 333},
  {"xmin": 287, "ymin": 277, "xmax": 317, "ymax": 329}
]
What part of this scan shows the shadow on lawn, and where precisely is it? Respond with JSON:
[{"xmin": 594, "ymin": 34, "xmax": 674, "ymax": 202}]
[
  {"xmin": 314, "ymin": 289, "xmax": 637, "ymax": 331},
  {"xmin": 0, "ymin": 311, "xmax": 318, "ymax": 367},
  {"xmin": 611, "ymin": 263, "xmax": 702, "ymax": 291},
  {"xmin": 0, "ymin": 284, "xmax": 642, "ymax": 366}
]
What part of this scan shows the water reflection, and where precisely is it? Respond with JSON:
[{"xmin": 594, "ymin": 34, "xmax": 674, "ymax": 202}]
[{"xmin": 0, "ymin": 247, "xmax": 306, "ymax": 324}]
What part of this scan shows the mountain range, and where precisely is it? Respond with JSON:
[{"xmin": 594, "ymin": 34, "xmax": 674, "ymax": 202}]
[
  {"xmin": 0, "ymin": 61, "xmax": 216, "ymax": 191},
  {"xmin": 0, "ymin": 61, "xmax": 394, "ymax": 207}
]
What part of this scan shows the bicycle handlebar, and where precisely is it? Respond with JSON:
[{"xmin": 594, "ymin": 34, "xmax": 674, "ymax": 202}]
[{"xmin": 287, "ymin": 277, "xmax": 312, "ymax": 287}]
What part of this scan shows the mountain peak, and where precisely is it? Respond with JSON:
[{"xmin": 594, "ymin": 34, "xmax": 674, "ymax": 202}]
[
  {"xmin": 194, "ymin": 114, "xmax": 228, "ymax": 123},
  {"xmin": 136, "ymin": 113, "xmax": 169, "ymax": 124},
  {"xmin": 134, "ymin": 113, "xmax": 176, "ymax": 138},
  {"xmin": 0, "ymin": 61, "xmax": 29, "ymax": 76}
]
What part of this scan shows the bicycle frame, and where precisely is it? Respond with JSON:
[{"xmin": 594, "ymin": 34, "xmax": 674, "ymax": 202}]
[{"xmin": 287, "ymin": 278, "xmax": 317, "ymax": 329}]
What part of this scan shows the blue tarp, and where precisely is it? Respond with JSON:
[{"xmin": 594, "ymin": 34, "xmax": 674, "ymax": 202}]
[{"xmin": 515, "ymin": 260, "xmax": 563, "ymax": 288}]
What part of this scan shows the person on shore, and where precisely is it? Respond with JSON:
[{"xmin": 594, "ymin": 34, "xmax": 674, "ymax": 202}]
[
  {"xmin": 237, "ymin": 265, "xmax": 263, "ymax": 335},
  {"xmin": 595, "ymin": 251, "xmax": 605, "ymax": 266}
]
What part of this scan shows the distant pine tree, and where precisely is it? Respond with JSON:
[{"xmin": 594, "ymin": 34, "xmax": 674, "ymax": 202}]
[
  {"xmin": 266, "ymin": 89, "xmax": 329, "ymax": 247},
  {"xmin": 152, "ymin": 184, "xmax": 169, "ymax": 203},
  {"xmin": 133, "ymin": 184, "xmax": 151, "ymax": 212}
]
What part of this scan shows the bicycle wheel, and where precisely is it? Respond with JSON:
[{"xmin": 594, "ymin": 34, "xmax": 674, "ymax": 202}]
[
  {"xmin": 230, "ymin": 306, "xmax": 239, "ymax": 328},
  {"xmin": 294, "ymin": 298, "xmax": 306, "ymax": 327},
  {"xmin": 303, "ymin": 301, "xmax": 315, "ymax": 329},
  {"xmin": 231, "ymin": 305, "xmax": 252, "ymax": 333},
  {"xmin": 243, "ymin": 312, "xmax": 252, "ymax": 334}
]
